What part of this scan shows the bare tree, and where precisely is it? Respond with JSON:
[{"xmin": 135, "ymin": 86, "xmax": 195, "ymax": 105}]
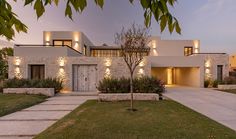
[{"xmin": 115, "ymin": 24, "xmax": 150, "ymax": 110}]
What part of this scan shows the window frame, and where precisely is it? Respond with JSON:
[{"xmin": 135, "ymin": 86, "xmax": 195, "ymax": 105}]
[
  {"xmin": 29, "ymin": 65, "xmax": 45, "ymax": 80},
  {"xmin": 184, "ymin": 46, "xmax": 193, "ymax": 56},
  {"xmin": 53, "ymin": 40, "xmax": 72, "ymax": 47}
]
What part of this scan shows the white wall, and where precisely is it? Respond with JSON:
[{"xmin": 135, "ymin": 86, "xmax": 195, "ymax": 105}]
[
  {"xmin": 43, "ymin": 31, "xmax": 93, "ymax": 54},
  {"xmin": 149, "ymin": 37, "xmax": 200, "ymax": 56}
]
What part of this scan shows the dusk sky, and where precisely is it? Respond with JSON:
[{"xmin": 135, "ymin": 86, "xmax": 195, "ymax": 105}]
[{"xmin": 4, "ymin": 0, "xmax": 236, "ymax": 54}]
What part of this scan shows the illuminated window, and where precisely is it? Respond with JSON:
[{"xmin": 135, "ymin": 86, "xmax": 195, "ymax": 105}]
[
  {"xmin": 184, "ymin": 47, "xmax": 193, "ymax": 56},
  {"xmin": 83, "ymin": 45, "xmax": 87, "ymax": 56},
  {"xmin": 53, "ymin": 40, "xmax": 72, "ymax": 47},
  {"xmin": 90, "ymin": 49, "xmax": 121, "ymax": 57}
]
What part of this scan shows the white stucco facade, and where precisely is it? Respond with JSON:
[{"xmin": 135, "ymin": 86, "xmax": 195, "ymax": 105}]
[{"xmin": 8, "ymin": 31, "xmax": 229, "ymax": 91}]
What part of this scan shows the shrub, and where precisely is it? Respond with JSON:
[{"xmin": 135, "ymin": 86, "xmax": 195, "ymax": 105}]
[
  {"xmin": 97, "ymin": 76, "xmax": 165, "ymax": 94},
  {"xmin": 3, "ymin": 78, "xmax": 63, "ymax": 93},
  {"xmin": 0, "ymin": 80, "xmax": 3, "ymax": 92},
  {"xmin": 220, "ymin": 76, "xmax": 236, "ymax": 85},
  {"xmin": 204, "ymin": 80, "xmax": 210, "ymax": 88},
  {"xmin": 212, "ymin": 80, "xmax": 219, "ymax": 88}
]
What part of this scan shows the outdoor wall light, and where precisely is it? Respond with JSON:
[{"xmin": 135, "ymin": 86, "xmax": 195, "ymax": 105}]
[
  {"xmin": 45, "ymin": 41, "xmax": 50, "ymax": 46},
  {"xmin": 14, "ymin": 57, "xmax": 21, "ymax": 66},
  {"xmin": 104, "ymin": 58, "xmax": 112, "ymax": 67},
  {"xmin": 14, "ymin": 67, "xmax": 22, "ymax": 79},
  {"xmin": 105, "ymin": 68, "xmax": 111, "ymax": 78},
  {"xmin": 205, "ymin": 60, "xmax": 211, "ymax": 68},
  {"xmin": 58, "ymin": 57, "xmax": 66, "ymax": 67},
  {"xmin": 139, "ymin": 60, "xmax": 145, "ymax": 67}
]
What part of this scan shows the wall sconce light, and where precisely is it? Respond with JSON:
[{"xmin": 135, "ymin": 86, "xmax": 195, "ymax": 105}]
[
  {"xmin": 58, "ymin": 57, "xmax": 66, "ymax": 67},
  {"xmin": 205, "ymin": 60, "xmax": 211, "ymax": 68},
  {"xmin": 14, "ymin": 57, "xmax": 21, "ymax": 66},
  {"xmin": 45, "ymin": 41, "xmax": 50, "ymax": 46},
  {"xmin": 105, "ymin": 68, "xmax": 111, "ymax": 78},
  {"xmin": 139, "ymin": 60, "xmax": 145, "ymax": 67},
  {"xmin": 104, "ymin": 58, "xmax": 112, "ymax": 67}
]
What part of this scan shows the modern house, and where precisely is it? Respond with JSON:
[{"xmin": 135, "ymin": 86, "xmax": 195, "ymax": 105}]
[{"xmin": 8, "ymin": 31, "xmax": 229, "ymax": 92}]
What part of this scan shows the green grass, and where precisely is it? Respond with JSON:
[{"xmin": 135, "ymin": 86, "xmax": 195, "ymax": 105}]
[
  {"xmin": 218, "ymin": 89, "xmax": 236, "ymax": 95},
  {"xmin": 35, "ymin": 100, "xmax": 236, "ymax": 139},
  {"xmin": 0, "ymin": 93, "xmax": 47, "ymax": 116}
]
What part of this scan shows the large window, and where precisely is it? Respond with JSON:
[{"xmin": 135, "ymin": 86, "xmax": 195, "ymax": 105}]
[
  {"xmin": 53, "ymin": 40, "xmax": 72, "ymax": 47},
  {"xmin": 90, "ymin": 49, "xmax": 121, "ymax": 57},
  {"xmin": 30, "ymin": 65, "xmax": 45, "ymax": 80},
  {"xmin": 184, "ymin": 47, "xmax": 193, "ymax": 56}
]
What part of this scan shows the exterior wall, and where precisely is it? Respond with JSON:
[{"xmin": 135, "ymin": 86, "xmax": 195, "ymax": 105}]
[
  {"xmin": 8, "ymin": 56, "xmax": 150, "ymax": 91},
  {"xmin": 149, "ymin": 37, "xmax": 200, "ymax": 56},
  {"xmin": 149, "ymin": 56, "xmax": 205, "ymax": 87},
  {"xmin": 229, "ymin": 55, "xmax": 236, "ymax": 71},
  {"xmin": 201, "ymin": 54, "xmax": 229, "ymax": 80},
  {"xmin": 14, "ymin": 46, "xmax": 82, "ymax": 57},
  {"xmin": 43, "ymin": 31, "xmax": 93, "ymax": 54}
]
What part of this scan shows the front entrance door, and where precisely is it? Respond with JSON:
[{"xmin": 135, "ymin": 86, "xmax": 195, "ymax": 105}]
[{"xmin": 73, "ymin": 65, "xmax": 97, "ymax": 91}]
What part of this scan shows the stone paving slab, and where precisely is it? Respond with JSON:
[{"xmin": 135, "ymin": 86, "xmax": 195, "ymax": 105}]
[
  {"xmin": 40, "ymin": 99, "xmax": 86, "ymax": 105},
  {"xmin": 24, "ymin": 104, "xmax": 78, "ymax": 111},
  {"xmin": 47, "ymin": 96, "xmax": 97, "ymax": 101},
  {"xmin": 164, "ymin": 86, "xmax": 236, "ymax": 132},
  {"xmin": 0, "ymin": 111, "xmax": 70, "ymax": 121},
  {"xmin": 0, "ymin": 121, "xmax": 56, "ymax": 136},
  {"xmin": 0, "ymin": 95, "xmax": 97, "ymax": 138}
]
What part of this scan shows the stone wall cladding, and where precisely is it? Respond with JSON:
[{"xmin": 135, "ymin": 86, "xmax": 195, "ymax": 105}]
[
  {"xmin": 218, "ymin": 85, "xmax": 236, "ymax": 90},
  {"xmin": 8, "ymin": 56, "xmax": 150, "ymax": 91},
  {"xmin": 98, "ymin": 93, "xmax": 159, "ymax": 101},
  {"xmin": 3, "ymin": 88, "xmax": 54, "ymax": 96},
  {"xmin": 202, "ymin": 54, "xmax": 229, "ymax": 80}
]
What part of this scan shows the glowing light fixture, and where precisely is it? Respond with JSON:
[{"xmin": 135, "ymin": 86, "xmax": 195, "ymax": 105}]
[
  {"xmin": 167, "ymin": 68, "xmax": 173, "ymax": 85},
  {"xmin": 58, "ymin": 57, "xmax": 66, "ymax": 67},
  {"xmin": 14, "ymin": 57, "xmax": 21, "ymax": 66}
]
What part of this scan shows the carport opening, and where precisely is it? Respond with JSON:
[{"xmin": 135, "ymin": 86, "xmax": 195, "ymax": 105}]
[{"xmin": 151, "ymin": 67, "xmax": 200, "ymax": 87}]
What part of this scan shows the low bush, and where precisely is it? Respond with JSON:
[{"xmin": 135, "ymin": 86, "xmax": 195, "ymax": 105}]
[
  {"xmin": 204, "ymin": 80, "xmax": 210, "ymax": 88},
  {"xmin": 97, "ymin": 76, "xmax": 165, "ymax": 94},
  {"xmin": 0, "ymin": 80, "xmax": 3, "ymax": 92},
  {"xmin": 3, "ymin": 78, "xmax": 63, "ymax": 93},
  {"xmin": 212, "ymin": 80, "xmax": 219, "ymax": 88},
  {"xmin": 220, "ymin": 76, "xmax": 236, "ymax": 85}
]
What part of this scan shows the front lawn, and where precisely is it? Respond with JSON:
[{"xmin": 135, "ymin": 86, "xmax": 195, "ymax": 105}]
[
  {"xmin": 35, "ymin": 100, "xmax": 236, "ymax": 139},
  {"xmin": 218, "ymin": 89, "xmax": 236, "ymax": 95},
  {"xmin": 0, "ymin": 93, "xmax": 47, "ymax": 116}
]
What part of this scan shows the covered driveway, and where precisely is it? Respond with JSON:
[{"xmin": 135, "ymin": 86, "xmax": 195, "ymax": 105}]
[{"xmin": 164, "ymin": 86, "xmax": 236, "ymax": 131}]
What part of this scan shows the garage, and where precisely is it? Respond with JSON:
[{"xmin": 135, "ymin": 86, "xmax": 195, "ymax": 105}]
[
  {"xmin": 151, "ymin": 67, "xmax": 201, "ymax": 87},
  {"xmin": 73, "ymin": 65, "xmax": 97, "ymax": 91}
]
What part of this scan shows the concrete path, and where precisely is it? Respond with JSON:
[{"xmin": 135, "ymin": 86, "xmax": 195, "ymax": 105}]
[
  {"xmin": 0, "ymin": 95, "xmax": 97, "ymax": 139},
  {"xmin": 164, "ymin": 86, "xmax": 236, "ymax": 132}
]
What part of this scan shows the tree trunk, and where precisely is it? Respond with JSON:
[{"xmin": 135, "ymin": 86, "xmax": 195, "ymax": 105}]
[{"xmin": 130, "ymin": 71, "xmax": 134, "ymax": 110}]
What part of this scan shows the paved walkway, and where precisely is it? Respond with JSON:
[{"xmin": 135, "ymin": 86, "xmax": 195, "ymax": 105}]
[
  {"xmin": 0, "ymin": 95, "xmax": 97, "ymax": 139},
  {"xmin": 164, "ymin": 86, "xmax": 236, "ymax": 132}
]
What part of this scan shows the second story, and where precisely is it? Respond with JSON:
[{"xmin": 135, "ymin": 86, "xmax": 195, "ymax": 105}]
[{"xmin": 14, "ymin": 31, "xmax": 200, "ymax": 57}]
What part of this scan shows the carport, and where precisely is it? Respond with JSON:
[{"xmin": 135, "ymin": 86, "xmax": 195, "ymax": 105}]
[
  {"xmin": 151, "ymin": 67, "xmax": 201, "ymax": 87},
  {"xmin": 148, "ymin": 56, "xmax": 204, "ymax": 87}
]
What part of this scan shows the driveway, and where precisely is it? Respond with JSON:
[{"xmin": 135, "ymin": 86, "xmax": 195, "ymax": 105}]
[
  {"xmin": 164, "ymin": 86, "xmax": 236, "ymax": 132},
  {"xmin": 0, "ymin": 95, "xmax": 97, "ymax": 139}
]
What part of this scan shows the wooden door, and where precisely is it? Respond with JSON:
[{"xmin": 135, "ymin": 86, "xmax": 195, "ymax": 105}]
[{"xmin": 73, "ymin": 65, "xmax": 97, "ymax": 92}]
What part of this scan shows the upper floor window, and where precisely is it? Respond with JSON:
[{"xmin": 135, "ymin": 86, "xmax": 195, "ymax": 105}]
[
  {"xmin": 90, "ymin": 49, "xmax": 121, "ymax": 57},
  {"xmin": 83, "ymin": 45, "xmax": 87, "ymax": 56},
  {"xmin": 184, "ymin": 47, "xmax": 193, "ymax": 56},
  {"xmin": 53, "ymin": 40, "xmax": 72, "ymax": 47}
]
